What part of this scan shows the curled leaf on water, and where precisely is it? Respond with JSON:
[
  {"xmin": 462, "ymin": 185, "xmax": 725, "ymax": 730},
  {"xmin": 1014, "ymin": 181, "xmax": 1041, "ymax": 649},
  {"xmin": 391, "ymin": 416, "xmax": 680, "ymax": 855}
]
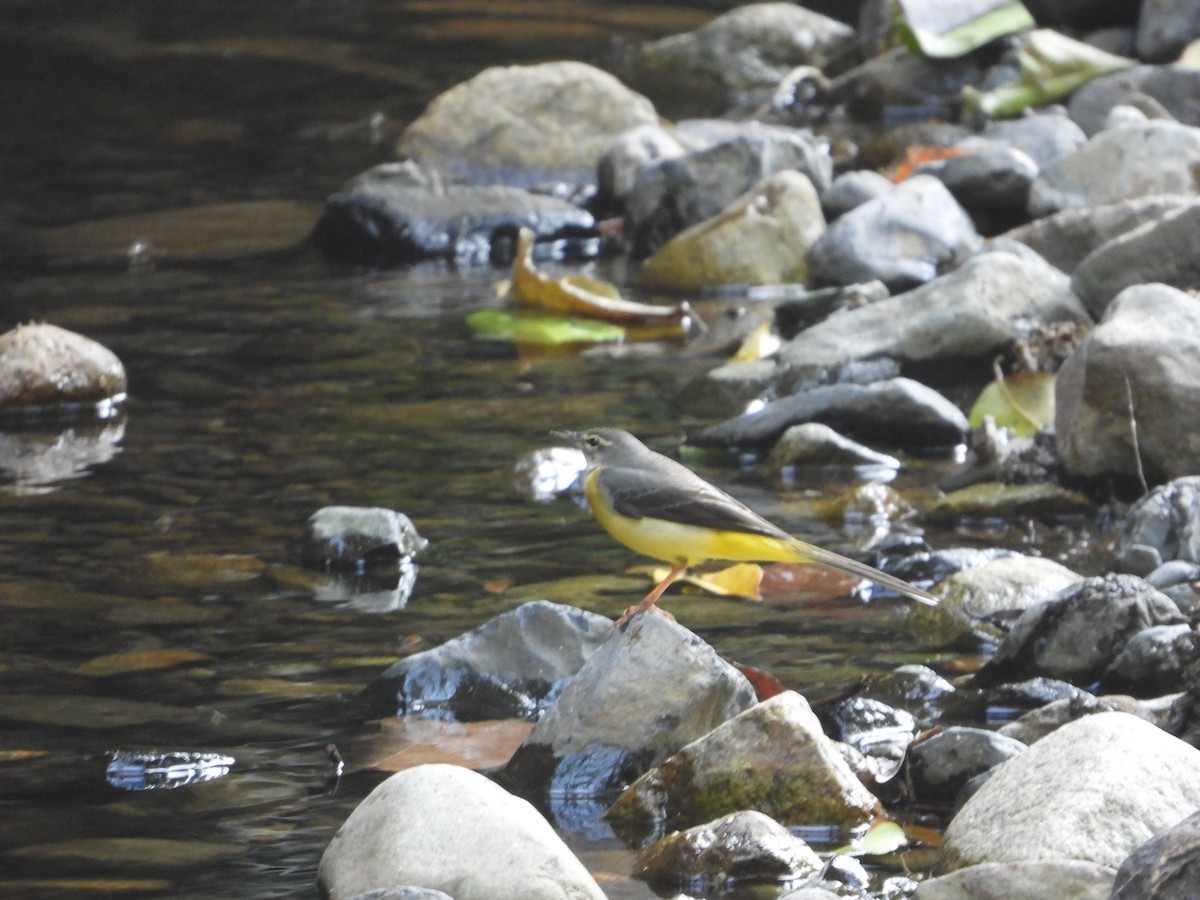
[
  {"xmin": 832, "ymin": 819, "xmax": 909, "ymax": 856},
  {"xmin": 967, "ymin": 363, "xmax": 1055, "ymax": 437},
  {"xmin": 466, "ymin": 309, "xmax": 625, "ymax": 346},
  {"xmin": 962, "ymin": 29, "xmax": 1136, "ymax": 118},
  {"xmin": 502, "ymin": 227, "xmax": 690, "ymax": 329},
  {"xmin": 891, "ymin": 0, "xmax": 1035, "ymax": 59}
]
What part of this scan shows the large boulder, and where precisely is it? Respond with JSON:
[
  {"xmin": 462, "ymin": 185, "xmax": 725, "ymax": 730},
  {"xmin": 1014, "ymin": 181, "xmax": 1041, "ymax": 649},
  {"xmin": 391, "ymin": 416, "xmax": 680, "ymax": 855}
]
[
  {"xmin": 396, "ymin": 61, "xmax": 658, "ymax": 187},
  {"xmin": 317, "ymin": 764, "xmax": 606, "ymax": 900},
  {"xmin": 938, "ymin": 712, "xmax": 1200, "ymax": 871},
  {"xmin": 1055, "ymin": 283, "xmax": 1200, "ymax": 482}
]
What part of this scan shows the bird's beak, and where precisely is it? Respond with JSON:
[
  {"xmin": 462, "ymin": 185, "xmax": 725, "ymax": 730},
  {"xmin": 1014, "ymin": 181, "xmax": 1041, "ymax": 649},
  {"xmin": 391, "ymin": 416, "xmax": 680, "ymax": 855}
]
[{"xmin": 551, "ymin": 429, "xmax": 578, "ymax": 443}]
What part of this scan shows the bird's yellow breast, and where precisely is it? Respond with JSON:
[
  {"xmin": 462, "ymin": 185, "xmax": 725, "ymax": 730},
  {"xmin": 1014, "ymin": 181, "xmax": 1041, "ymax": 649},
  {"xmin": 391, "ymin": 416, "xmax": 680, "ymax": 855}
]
[{"xmin": 585, "ymin": 468, "xmax": 804, "ymax": 566}]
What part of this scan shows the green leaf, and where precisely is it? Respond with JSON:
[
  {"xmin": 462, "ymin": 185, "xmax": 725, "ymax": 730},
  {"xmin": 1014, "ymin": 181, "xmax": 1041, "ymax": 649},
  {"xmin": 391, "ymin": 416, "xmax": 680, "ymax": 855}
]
[
  {"xmin": 832, "ymin": 820, "xmax": 909, "ymax": 856},
  {"xmin": 967, "ymin": 370, "xmax": 1055, "ymax": 436},
  {"xmin": 893, "ymin": 0, "xmax": 1035, "ymax": 59},
  {"xmin": 963, "ymin": 29, "xmax": 1136, "ymax": 117},
  {"xmin": 466, "ymin": 309, "xmax": 625, "ymax": 346}
]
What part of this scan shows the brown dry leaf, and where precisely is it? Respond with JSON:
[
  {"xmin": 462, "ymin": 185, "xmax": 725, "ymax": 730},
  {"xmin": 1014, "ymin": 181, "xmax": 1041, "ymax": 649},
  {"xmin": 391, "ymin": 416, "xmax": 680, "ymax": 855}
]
[
  {"xmin": 0, "ymin": 749, "xmax": 49, "ymax": 763},
  {"xmin": 504, "ymin": 228, "xmax": 689, "ymax": 328},
  {"xmin": 759, "ymin": 562, "xmax": 861, "ymax": 602},
  {"xmin": 71, "ymin": 648, "xmax": 212, "ymax": 677},
  {"xmin": 734, "ymin": 663, "xmax": 787, "ymax": 701},
  {"xmin": 629, "ymin": 563, "xmax": 764, "ymax": 600},
  {"xmin": 354, "ymin": 718, "xmax": 534, "ymax": 773},
  {"xmin": 888, "ymin": 145, "xmax": 972, "ymax": 182}
]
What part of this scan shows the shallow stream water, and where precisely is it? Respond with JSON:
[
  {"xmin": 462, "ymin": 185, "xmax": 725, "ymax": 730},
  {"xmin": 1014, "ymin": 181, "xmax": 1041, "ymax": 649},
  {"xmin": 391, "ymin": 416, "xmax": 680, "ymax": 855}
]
[{"xmin": 1, "ymin": 4, "xmax": 1114, "ymax": 898}]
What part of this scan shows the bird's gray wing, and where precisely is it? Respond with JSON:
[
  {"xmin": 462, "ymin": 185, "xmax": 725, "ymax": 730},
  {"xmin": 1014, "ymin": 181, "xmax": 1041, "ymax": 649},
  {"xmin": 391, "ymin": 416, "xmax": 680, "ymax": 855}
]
[{"xmin": 597, "ymin": 464, "xmax": 792, "ymax": 540}]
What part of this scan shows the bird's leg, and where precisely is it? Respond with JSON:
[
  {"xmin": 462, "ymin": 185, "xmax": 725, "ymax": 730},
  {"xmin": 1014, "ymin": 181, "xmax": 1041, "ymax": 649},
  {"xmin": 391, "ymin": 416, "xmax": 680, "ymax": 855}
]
[{"xmin": 615, "ymin": 560, "xmax": 688, "ymax": 626}]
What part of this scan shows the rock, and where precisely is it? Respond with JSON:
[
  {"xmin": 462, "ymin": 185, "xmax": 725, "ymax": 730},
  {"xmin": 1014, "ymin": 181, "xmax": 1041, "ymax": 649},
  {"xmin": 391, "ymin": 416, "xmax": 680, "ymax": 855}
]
[
  {"xmin": 824, "ymin": 696, "xmax": 915, "ymax": 783},
  {"xmin": 346, "ymin": 890, "xmax": 454, "ymax": 900},
  {"xmin": 938, "ymin": 712, "xmax": 1200, "ymax": 871},
  {"xmin": 915, "ymin": 859, "xmax": 1116, "ymax": 900},
  {"xmin": 982, "ymin": 112, "xmax": 1087, "ymax": 169},
  {"xmin": 996, "ymin": 693, "xmax": 1163, "ymax": 746},
  {"xmin": 858, "ymin": 664, "xmax": 957, "ymax": 727},
  {"xmin": 597, "ymin": 124, "xmax": 691, "ymax": 210},
  {"xmin": 501, "ymin": 612, "xmax": 755, "ymax": 804},
  {"xmin": 639, "ymin": 170, "xmax": 825, "ymax": 289},
  {"xmin": 0, "ymin": 323, "xmax": 127, "ymax": 415},
  {"xmin": 1071, "ymin": 199, "xmax": 1200, "ymax": 317},
  {"xmin": 18, "ymin": 200, "xmax": 320, "ymax": 269},
  {"xmin": 820, "ymin": 170, "xmax": 893, "ymax": 220},
  {"xmin": 765, "ymin": 422, "xmax": 900, "ymax": 471},
  {"xmin": 1028, "ymin": 121, "xmax": 1200, "ymax": 217},
  {"xmin": 717, "ymin": 248, "xmax": 1089, "ymax": 393},
  {"xmin": 779, "ymin": 886, "xmax": 844, "ymax": 900},
  {"xmin": 1137, "ymin": 0, "xmax": 1200, "ymax": 62},
  {"xmin": 1110, "ymin": 808, "xmax": 1200, "ymax": 898},
  {"xmin": 1055, "ymin": 284, "xmax": 1200, "ymax": 482},
  {"xmin": 625, "ymin": 122, "xmax": 832, "ymax": 258},
  {"xmin": 396, "ymin": 61, "xmax": 657, "ymax": 187},
  {"xmin": 612, "ymin": 3, "xmax": 854, "ymax": 118},
  {"xmin": 907, "ymin": 555, "xmax": 1082, "ymax": 647},
  {"xmin": 361, "ymin": 601, "xmax": 612, "ymax": 721},
  {"xmin": 807, "ymin": 175, "xmax": 981, "ymax": 292},
  {"xmin": 634, "ymin": 810, "xmax": 822, "ymax": 890},
  {"xmin": 984, "ymin": 677, "xmax": 1093, "ymax": 719},
  {"xmin": 691, "ymin": 377, "xmax": 968, "ymax": 452},
  {"xmin": 915, "ymin": 141, "xmax": 1040, "ymax": 234},
  {"xmin": 317, "ymin": 764, "xmax": 606, "ymax": 900},
  {"xmin": 313, "ymin": 179, "xmax": 595, "ymax": 267},
  {"xmin": 1002, "ymin": 194, "xmax": 1193, "ymax": 273},
  {"xmin": 927, "ymin": 482, "xmax": 1095, "ymax": 525},
  {"xmin": 1101, "ymin": 623, "xmax": 1195, "ymax": 697},
  {"xmin": 1068, "ymin": 65, "xmax": 1200, "ymax": 135},
  {"xmin": 606, "ymin": 691, "xmax": 883, "ymax": 845},
  {"xmin": 301, "ymin": 506, "xmax": 427, "ymax": 570},
  {"xmin": 974, "ymin": 574, "xmax": 1185, "ymax": 688},
  {"xmin": 1115, "ymin": 477, "xmax": 1200, "ymax": 575},
  {"xmin": 907, "ymin": 727, "xmax": 1028, "ymax": 804}
]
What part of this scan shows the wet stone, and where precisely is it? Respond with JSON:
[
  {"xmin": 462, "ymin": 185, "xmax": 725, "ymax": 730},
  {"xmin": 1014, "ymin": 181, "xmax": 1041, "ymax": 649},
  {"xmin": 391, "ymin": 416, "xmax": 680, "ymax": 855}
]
[
  {"xmin": 0, "ymin": 323, "xmax": 126, "ymax": 416},
  {"xmin": 907, "ymin": 727, "xmax": 1027, "ymax": 804},
  {"xmin": 634, "ymin": 810, "xmax": 822, "ymax": 892},
  {"xmin": 1099, "ymin": 623, "xmax": 1195, "ymax": 697},
  {"xmin": 1115, "ymin": 476, "xmax": 1200, "ymax": 576},
  {"xmin": 362, "ymin": 600, "xmax": 612, "ymax": 721},
  {"xmin": 858, "ymin": 664, "xmax": 957, "ymax": 727},
  {"xmin": 301, "ymin": 506, "xmax": 428, "ymax": 571},
  {"xmin": 1110, "ymin": 808, "xmax": 1200, "ymax": 899},
  {"xmin": 996, "ymin": 693, "xmax": 1162, "ymax": 746},
  {"xmin": 916, "ymin": 860, "xmax": 1116, "ymax": 900}
]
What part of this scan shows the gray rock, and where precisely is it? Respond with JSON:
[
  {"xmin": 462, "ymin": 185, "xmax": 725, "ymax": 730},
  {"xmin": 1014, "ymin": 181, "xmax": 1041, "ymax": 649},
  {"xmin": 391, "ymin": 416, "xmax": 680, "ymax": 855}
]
[
  {"xmin": 625, "ymin": 122, "xmax": 832, "ymax": 258},
  {"xmin": 778, "ymin": 887, "xmax": 844, "ymax": 900},
  {"xmin": 907, "ymin": 555, "xmax": 1081, "ymax": 647},
  {"xmin": 916, "ymin": 141, "xmax": 1040, "ymax": 233},
  {"xmin": 808, "ymin": 175, "xmax": 981, "ymax": 291},
  {"xmin": 915, "ymin": 859, "xmax": 1115, "ymax": 900},
  {"xmin": 597, "ymin": 124, "xmax": 690, "ymax": 208},
  {"xmin": 1068, "ymin": 66, "xmax": 1200, "ymax": 135},
  {"xmin": 301, "ymin": 506, "xmax": 427, "ymax": 570},
  {"xmin": 502, "ymin": 612, "xmax": 755, "ymax": 803},
  {"xmin": 1002, "ymin": 194, "xmax": 1194, "ymax": 273},
  {"xmin": 347, "ymin": 890, "xmax": 454, "ymax": 900},
  {"xmin": 826, "ymin": 696, "xmax": 915, "ymax": 783},
  {"xmin": 362, "ymin": 601, "xmax": 612, "ymax": 721},
  {"xmin": 1056, "ymin": 284, "xmax": 1200, "ymax": 482},
  {"xmin": 1029, "ymin": 121, "xmax": 1200, "ymax": 217},
  {"xmin": 317, "ymin": 764, "xmax": 606, "ymax": 900},
  {"xmin": 613, "ymin": 2, "xmax": 854, "ymax": 118},
  {"xmin": 983, "ymin": 112, "xmax": 1088, "ymax": 169},
  {"xmin": 1101, "ymin": 623, "xmax": 1195, "ymax": 697},
  {"xmin": 766, "ymin": 422, "xmax": 900, "ymax": 470},
  {"xmin": 1116, "ymin": 477, "xmax": 1200, "ymax": 575},
  {"xmin": 820, "ymin": 170, "xmax": 893, "ymax": 220},
  {"xmin": 0, "ymin": 323, "xmax": 127, "ymax": 414},
  {"xmin": 997, "ymin": 693, "xmax": 1161, "ymax": 745},
  {"xmin": 974, "ymin": 574, "xmax": 1185, "ymax": 688},
  {"xmin": 634, "ymin": 810, "xmax": 822, "ymax": 890},
  {"xmin": 1111, "ymin": 808, "xmax": 1200, "ymax": 898},
  {"xmin": 908, "ymin": 727, "xmax": 1028, "ymax": 804},
  {"xmin": 938, "ymin": 712, "xmax": 1200, "ymax": 870},
  {"xmin": 1136, "ymin": 0, "xmax": 1200, "ymax": 62},
  {"xmin": 692, "ymin": 377, "xmax": 967, "ymax": 452},
  {"xmin": 396, "ymin": 61, "xmax": 658, "ymax": 187},
  {"xmin": 606, "ymin": 691, "xmax": 883, "ymax": 845},
  {"xmin": 1071, "ymin": 199, "xmax": 1200, "ymax": 317},
  {"xmin": 858, "ymin": 664, "xmax": 957, "ymax": 726},
  {"xmin": 722, "ymin": 248, "xmax": 1088, "ymax": 392}
]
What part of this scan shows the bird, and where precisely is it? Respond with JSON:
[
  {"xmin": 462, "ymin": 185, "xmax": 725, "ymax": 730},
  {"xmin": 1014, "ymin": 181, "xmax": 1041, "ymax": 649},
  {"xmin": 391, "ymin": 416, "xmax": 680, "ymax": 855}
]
[{"xmin": 554, "ymin": 427, "xmax": 937, "ymax": 622}]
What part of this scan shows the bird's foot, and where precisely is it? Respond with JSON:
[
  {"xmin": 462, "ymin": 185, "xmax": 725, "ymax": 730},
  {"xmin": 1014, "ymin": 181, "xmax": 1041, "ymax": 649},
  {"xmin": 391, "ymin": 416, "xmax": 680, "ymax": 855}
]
[{"xmin": 614, "ymin": 600, "xmax": 675, "ymax": 628}]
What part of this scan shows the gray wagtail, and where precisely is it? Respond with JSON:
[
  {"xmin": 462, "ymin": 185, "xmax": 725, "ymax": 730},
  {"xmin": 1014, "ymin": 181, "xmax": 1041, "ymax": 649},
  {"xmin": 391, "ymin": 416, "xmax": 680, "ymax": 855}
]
[{"xmin": 555, "ymin": 427, "xmax": 937, "ymax": 619}]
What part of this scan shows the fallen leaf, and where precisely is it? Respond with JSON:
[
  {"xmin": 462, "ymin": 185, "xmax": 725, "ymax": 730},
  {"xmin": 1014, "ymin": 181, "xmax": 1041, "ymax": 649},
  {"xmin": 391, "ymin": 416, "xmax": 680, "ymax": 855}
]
[
  {"xmin": 889, "ymin": 145, "xmax": 972, "ymax": 182},
  {"xmin": 466, "ymin": 308, "xmax": 624, "ymax": 346},
  {"xmin": 832, "ymin": 819, "xmax": 909, "ymax": 856},
  {"xmin": 353, "ymin": 718, "xmax": 534, "ymax": 773},
  {"xmin": 504, "ymin": 227, "xmax": 689, "ymax": 328},
  {"xmin": 629, "ymin": 563, "xmax": 764, "ymax": 600},
  {"xmin": 482, "ymin": 578, "xmax": 515, "ymax": 594},
  {"xmin": 759, "ymin": 562, "xmax": 861, "ymax": 602},
  {"xmin": 734, "ymin": 663, "xmax": 787, "ymax": 701},
  {"xmin": 967, "ymin": 367, "xmax": 1055, "ymax": 436}
]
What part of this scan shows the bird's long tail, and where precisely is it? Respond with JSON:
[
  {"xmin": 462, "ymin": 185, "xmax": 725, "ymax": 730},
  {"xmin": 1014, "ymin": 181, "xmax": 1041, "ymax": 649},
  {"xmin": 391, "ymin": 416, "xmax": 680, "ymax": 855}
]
[{"xmin": 788, "ymin": 537, "xmax": 938, "ymax": 607}]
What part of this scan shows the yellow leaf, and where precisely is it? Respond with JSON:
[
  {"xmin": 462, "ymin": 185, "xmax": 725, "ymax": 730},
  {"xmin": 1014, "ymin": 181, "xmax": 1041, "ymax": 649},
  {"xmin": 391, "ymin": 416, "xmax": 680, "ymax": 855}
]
[
  {"xmin": 967, "ymin": 368, "xmax": 1055, "ymax": 436},
  {"xmin": 504, "ymin": 228, "xmax": 690, "ymax": 328},
  {"xmin": 730, "ymin": 321, "xmax": 782, "ymax": 362},
  {"xmin": 72, "ymin": 649, "xmax": 212, "ymax": 677},
  {"xmin": 630, "ymin": 563, "xmax": 764, "ymax": 600}
]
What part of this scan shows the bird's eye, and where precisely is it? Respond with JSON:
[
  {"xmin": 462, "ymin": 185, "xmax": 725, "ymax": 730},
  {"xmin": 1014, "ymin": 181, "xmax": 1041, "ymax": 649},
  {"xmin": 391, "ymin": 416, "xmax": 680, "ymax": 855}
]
[{"xmin": 584, "ymin": 434, "xmax": 601, "ymax": 448}]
